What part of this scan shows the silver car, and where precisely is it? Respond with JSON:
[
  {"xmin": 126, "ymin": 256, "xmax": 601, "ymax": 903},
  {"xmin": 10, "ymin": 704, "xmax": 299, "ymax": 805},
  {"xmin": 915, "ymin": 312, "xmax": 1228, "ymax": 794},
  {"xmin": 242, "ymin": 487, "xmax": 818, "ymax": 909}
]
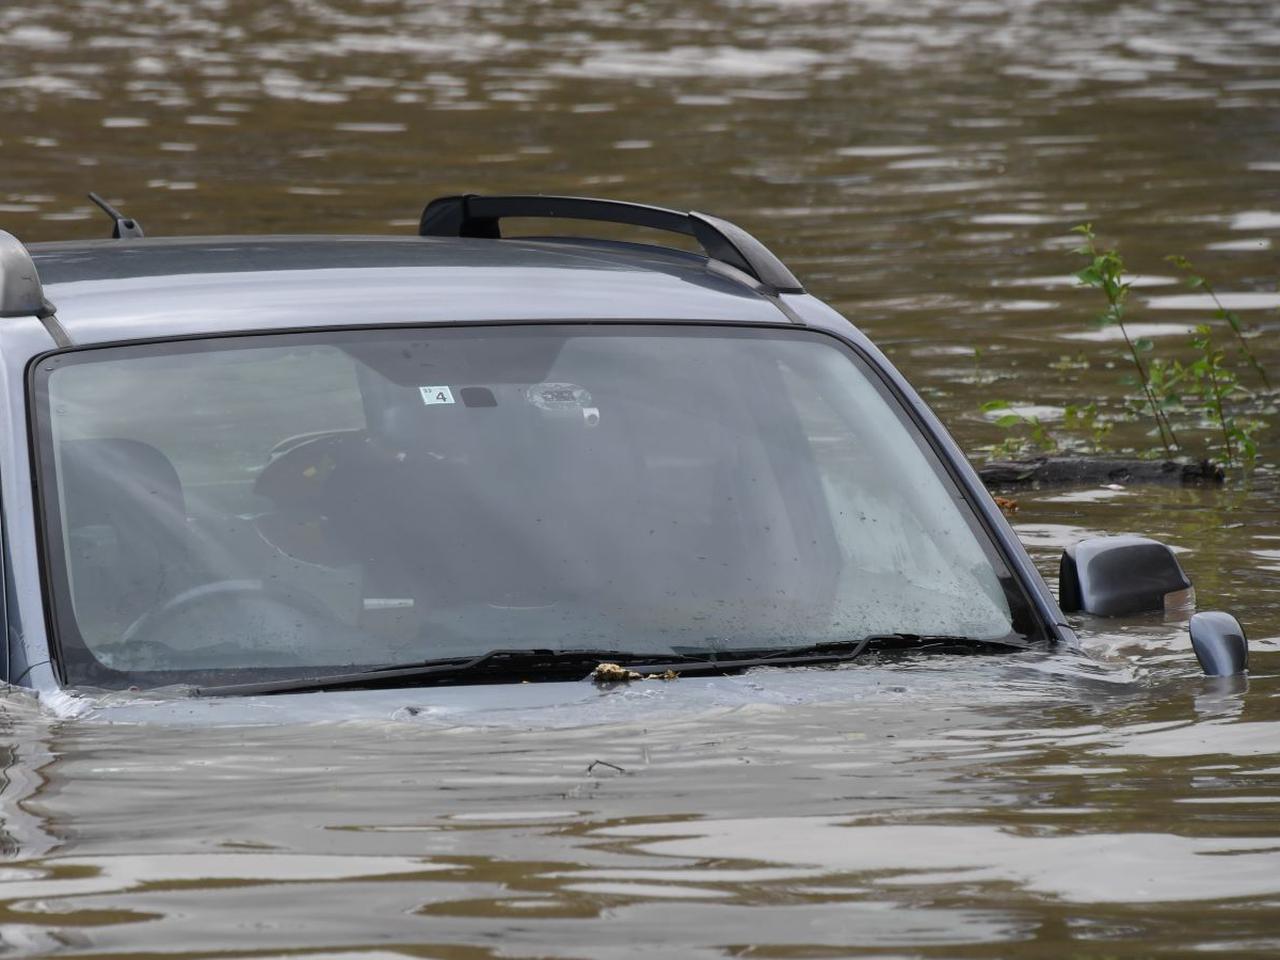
[{"xmin": 0, "ymin": 194, "xmax": 1243, "ymax": 711}]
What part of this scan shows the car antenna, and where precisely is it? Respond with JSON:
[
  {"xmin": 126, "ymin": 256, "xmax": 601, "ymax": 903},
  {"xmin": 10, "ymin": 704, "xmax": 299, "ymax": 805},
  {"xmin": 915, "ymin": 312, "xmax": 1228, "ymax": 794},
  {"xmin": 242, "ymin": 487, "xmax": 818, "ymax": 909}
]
[{"xmin": 87, "ymin": 191, "xmax": 145, "ymax": 239}]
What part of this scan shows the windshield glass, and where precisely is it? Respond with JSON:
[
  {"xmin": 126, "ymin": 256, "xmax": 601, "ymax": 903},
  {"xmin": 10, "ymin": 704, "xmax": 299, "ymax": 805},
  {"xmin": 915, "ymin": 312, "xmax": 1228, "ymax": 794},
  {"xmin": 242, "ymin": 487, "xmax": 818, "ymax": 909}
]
[{"xmin": 34, "ymin": 324, "xmax": 1039, "ymax": 688}]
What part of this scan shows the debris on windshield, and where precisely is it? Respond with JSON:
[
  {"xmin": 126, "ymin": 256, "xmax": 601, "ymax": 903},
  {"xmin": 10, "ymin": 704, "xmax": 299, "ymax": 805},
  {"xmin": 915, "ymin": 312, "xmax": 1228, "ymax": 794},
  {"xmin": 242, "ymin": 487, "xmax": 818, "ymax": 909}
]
[
  {"xmin": 592, "ymin": 662, "xmax": 679, "ymax": 684},
  {"xmin": 593, "ymin": 662, "xmax": 642, "ymax": 682},
  {"xmin": 586, "ymin": 759, "xmax": 627, "ymax": 776}
]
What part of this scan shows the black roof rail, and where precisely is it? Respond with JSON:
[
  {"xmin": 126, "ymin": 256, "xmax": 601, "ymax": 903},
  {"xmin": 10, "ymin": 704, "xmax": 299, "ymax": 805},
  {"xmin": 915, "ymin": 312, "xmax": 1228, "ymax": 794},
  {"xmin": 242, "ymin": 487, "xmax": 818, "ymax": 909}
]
[
  {"xmin": 0, "ymin": 230, "xmax": 53, "ymax": 319},
  {"xmin": 419, "ymin": 194, "xmax": 804, "ymax": 294}
]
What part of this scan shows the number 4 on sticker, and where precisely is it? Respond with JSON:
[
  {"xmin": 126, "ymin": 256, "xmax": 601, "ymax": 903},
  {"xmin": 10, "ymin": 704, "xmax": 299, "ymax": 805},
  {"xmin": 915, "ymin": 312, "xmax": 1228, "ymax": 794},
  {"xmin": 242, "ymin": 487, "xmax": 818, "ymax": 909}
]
[{"xmin": 420, "ymin": 386, "xmax": 455, "ymax": 406}]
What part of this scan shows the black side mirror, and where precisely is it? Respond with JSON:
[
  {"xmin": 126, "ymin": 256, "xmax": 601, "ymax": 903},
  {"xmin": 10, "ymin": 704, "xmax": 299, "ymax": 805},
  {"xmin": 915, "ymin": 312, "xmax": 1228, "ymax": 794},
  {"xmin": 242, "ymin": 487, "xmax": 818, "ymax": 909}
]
[
  {"xmin": 1190, "ymin": 611, "xmax": 1249, "ymax": 677},
  {"xmin": 1059, "ymin": 535, "xmax": 1193, "ymax": 616}
]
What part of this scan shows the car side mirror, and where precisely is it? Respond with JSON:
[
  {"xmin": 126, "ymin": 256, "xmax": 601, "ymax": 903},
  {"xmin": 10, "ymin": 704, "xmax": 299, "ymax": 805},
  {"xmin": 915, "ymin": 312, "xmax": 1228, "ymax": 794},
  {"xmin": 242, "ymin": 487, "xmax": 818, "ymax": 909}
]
[
  {"xmin": 1059, "ymin": 535, "xmax": 1193, "ymax": 617},
  {"xmin": 1190, "ymin": 611, "xmax": 1248, "ymax": 677}
]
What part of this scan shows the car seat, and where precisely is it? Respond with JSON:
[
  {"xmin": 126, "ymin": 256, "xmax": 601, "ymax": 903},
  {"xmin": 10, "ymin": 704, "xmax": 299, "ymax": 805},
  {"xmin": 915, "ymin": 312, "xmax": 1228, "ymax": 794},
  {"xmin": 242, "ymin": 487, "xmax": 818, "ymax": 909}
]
[{"xmin": 58, "ymin": 438, "xmax": 192, "ymax": 639}]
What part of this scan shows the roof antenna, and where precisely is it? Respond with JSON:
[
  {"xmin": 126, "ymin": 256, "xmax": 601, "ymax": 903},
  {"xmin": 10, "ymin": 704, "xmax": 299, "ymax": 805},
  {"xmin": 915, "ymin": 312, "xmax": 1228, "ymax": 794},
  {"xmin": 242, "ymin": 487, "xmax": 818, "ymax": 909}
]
[{"xmin": 87, "ymin": 192, "xmax": 145, "ymax": 239}]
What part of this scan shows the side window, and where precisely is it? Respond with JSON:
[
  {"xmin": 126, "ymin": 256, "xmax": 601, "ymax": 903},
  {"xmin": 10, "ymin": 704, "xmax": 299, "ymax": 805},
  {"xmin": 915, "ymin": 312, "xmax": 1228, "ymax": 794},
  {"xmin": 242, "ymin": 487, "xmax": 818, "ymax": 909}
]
[
  {"xmin": 50, "ymin": 345, "xmax": 365, "ymax": 516},
  {"xmin": 775, "ymin": 356, "xmax": 1014, "ymax": 637},
  {"xmin": 47, "ymin": 345, "xmax": 366, "ymax": 648}
]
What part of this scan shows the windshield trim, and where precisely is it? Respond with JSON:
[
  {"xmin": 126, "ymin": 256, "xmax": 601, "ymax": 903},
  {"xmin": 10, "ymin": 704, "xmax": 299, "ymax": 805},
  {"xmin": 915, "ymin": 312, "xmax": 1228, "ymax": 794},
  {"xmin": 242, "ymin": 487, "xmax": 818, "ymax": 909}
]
[{"xmin": 26, "ymin": 319, "xmax": 1055, "ymax": 690}]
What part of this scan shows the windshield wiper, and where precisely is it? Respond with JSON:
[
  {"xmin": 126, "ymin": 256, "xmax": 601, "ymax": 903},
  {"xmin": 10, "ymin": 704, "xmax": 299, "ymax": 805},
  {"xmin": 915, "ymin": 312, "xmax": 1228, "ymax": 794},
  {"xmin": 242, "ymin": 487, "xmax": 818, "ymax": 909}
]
[
  {"xmin": 192, "ymin": 633, "xmax": 1012, "ymax": 698},
  {"xmin": 681, "ymin": 633, "xmax": 1021, "ymax": 664},
  {"xmin": 194, "ymin": 638, "xmax": 891, "ymax": 698},
  {"xmin": 773, "ymin": 633, "xmax": 1022, "ymax": 656},
  {"xmin": 193, "ymin": 648, "xmax": 709, "ymax": 698}
]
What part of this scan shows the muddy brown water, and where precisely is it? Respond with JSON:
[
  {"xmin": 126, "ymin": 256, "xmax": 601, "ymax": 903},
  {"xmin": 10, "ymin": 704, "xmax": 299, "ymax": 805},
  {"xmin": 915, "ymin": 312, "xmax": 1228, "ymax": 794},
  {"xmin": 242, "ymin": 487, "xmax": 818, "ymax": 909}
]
[{"xmin": 3, "ymin": 0, "xmax": 1280, "ymax": 956}]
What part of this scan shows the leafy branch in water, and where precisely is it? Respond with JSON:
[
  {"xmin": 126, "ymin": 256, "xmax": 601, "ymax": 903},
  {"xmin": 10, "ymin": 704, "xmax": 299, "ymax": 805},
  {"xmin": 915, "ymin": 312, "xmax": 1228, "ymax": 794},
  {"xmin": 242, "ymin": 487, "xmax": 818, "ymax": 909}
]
[
  {"xmin": 1186, "ymin": 324, "xmax": 1263, "ymax": 465},
  {"xmin": 1166, "ymin": 254, "xmax": 1271, "ymax": 391},
  {"xmin": 1063, "ymin": 401, "xmax": 1114, "ymax": 453},
  {"xmin": 1190, "ymin": 325, "xmax": 1237, "ymax": 463},
  {"xmin": 1071, "ymin": 224, "xmax": 1179, "ymax": 456},
  {"xmin": 976, "ymin": 228, "xmax": 1270, "ymax": 472},
  {"xmin": 979, "ymin": 400, "xmax": 1112, "ymax": 458},
  {"xmin": 980, "ymin": 400, "xmax": 1056, "ymax": 457}
]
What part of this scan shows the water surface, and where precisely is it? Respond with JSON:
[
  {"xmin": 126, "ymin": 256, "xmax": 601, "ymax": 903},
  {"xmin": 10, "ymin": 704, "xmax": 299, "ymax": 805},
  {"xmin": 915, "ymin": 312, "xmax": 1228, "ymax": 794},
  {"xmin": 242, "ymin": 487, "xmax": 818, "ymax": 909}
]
[{"xmin": 3, "ymin": 0, "xmax": 1280, "ymax": 955}]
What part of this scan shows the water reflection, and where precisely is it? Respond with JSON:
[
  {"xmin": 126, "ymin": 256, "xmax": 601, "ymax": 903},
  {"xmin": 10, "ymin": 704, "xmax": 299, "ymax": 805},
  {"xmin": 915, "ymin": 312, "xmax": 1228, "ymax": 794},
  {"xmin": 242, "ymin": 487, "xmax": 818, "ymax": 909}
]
[
  {"xmin": 598, "ymin": 818, "xmax": 1280, "ymax": 903},
  {"xmin": 3, "ymin": 645, "xmax": 1280, "ymax": 955}
]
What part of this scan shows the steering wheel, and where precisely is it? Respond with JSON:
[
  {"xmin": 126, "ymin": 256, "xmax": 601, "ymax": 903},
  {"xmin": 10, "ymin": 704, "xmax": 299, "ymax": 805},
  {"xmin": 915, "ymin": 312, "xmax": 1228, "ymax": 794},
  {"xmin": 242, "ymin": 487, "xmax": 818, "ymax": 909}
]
[{"xmin": 119, "ymin": 579, "xmax": 334, "ymax": 656}]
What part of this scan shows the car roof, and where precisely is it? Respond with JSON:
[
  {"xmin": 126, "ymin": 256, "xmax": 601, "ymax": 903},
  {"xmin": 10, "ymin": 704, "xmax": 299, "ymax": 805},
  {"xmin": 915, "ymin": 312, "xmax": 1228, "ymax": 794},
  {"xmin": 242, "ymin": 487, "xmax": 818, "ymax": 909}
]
[{"xmin": 29, "ymin": 235, "xmax": 794, "ymax": 346}]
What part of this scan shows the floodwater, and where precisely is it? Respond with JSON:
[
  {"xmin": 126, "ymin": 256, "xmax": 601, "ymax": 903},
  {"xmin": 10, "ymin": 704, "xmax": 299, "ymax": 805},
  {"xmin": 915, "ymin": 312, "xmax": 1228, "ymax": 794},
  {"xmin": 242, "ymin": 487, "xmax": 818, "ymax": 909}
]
[{"xmin": 3, "ymin": 0, "xmax": 1280, "ymax": 956}]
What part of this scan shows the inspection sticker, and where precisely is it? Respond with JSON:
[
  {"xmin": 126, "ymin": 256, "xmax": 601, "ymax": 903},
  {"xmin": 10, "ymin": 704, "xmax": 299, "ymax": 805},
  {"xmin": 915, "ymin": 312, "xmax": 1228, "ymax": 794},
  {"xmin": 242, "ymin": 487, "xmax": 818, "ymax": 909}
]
[{"xmin": 419, "ymin": 385, "xmax": 455, "ymax": 406}]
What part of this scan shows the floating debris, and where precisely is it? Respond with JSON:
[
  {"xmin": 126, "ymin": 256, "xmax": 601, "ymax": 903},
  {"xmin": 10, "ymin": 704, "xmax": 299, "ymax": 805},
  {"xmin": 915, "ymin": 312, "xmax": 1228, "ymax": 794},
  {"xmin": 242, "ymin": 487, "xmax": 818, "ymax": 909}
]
[{"xmin": 979, "ymin": 456, "xmax": 1223, "ymax": 488}]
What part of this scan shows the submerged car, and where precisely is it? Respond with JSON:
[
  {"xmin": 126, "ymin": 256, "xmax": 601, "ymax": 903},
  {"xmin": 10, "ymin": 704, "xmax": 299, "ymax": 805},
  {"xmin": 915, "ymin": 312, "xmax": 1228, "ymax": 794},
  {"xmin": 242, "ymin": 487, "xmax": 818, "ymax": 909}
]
[{"xmin": 0, "ymin": 194, "xmax": 1247, "ymax": 704}]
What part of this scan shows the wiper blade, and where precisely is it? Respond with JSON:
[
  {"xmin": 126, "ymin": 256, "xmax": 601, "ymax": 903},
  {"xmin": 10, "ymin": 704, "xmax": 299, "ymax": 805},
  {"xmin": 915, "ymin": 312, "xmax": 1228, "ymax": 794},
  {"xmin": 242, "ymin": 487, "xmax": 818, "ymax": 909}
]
[
  {"xmin": 662, "ymin": 633, "xmax": 1025, "ymax": 671},
  {"xmin": 193, "ymin": 648, "xmax": 705, "ymax": 698},
  {"xmin": 194, "ymin": 634, "xmax": 1018, "ymax": 698},
  {"xmin": 617, "ymin": 637, "xmax": 878, "ymax": 677}
]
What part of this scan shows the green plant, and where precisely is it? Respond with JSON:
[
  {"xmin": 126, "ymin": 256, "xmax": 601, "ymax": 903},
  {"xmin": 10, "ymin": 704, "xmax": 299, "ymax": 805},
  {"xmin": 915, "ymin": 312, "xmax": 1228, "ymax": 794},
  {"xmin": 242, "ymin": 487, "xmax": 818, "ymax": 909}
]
[
  {"xmin": 1072, "ymin": 224, "xmax": 1179, "ymax": 456},
  {"xmin": 972, "ymin": 345, "xmax": 985, "ymax": 385},
  {"xmin": 979, "ymin": 399, "xmax": 1117, "ymax": 458},
  {"xmin": 1063, "ymin": 401, "xmax": 1113, "ymax": 453},
  {"xmin": 976, "ymin": 227, "xmax": 1270, "ymax": 472},
  {"xmin": 981, "ymin": 400, "xmax": 1057, "ymax": 456},
  {"xmin": 968, "ymin": 345, "xmax": 1004, "ymax": 386},
  {"xmin": 1049, "ymin": 353, "xmax": 1090, "ymax": 372},
  {"xmin": 1187, "ymin": 323, "xmax": 1262, "ymax": 466},
  {"xmin": 1167, "ymin": 254, "xmax": 1271, "ymax": 391}
]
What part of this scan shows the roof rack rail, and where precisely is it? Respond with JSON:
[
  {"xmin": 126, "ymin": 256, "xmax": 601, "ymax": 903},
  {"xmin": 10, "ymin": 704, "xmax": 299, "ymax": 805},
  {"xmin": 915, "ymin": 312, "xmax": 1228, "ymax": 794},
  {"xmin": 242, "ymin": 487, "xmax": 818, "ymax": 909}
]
[
  {"xmin": 418, "ymin": 194, "xmax": 804, "ymax": 294},
  {"xmin": 0, "ymin": 230, "xmax": 53, "ymax": 319}
]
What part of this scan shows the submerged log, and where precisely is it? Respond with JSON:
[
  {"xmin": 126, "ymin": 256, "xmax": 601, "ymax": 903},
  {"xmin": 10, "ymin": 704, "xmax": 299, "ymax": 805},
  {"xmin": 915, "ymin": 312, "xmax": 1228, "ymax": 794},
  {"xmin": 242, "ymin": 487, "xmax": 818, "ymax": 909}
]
[{"xmin": 977, "ymin": 456, "xmax": 1224, "ymax": 488}]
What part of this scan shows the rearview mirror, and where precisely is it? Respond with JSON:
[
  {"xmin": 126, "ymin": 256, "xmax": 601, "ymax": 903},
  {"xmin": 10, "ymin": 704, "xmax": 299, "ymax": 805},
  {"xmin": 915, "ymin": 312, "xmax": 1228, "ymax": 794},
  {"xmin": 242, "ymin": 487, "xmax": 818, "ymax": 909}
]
[
  {"xmin": 1059, "ymin": 535, "xmax": 1193, "ymax": 617},
  {"xmin": 1190, "ymin": 611, "xmax": 1248, "ymax": 677}
]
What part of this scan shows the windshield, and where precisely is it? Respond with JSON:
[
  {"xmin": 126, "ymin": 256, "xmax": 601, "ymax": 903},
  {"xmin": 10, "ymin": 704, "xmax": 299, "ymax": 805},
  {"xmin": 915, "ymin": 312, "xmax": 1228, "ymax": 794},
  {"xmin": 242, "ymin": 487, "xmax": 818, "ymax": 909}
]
[{"xmin": 33, "ymin": 324, "xmax": 1040, "ymax": 688}]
